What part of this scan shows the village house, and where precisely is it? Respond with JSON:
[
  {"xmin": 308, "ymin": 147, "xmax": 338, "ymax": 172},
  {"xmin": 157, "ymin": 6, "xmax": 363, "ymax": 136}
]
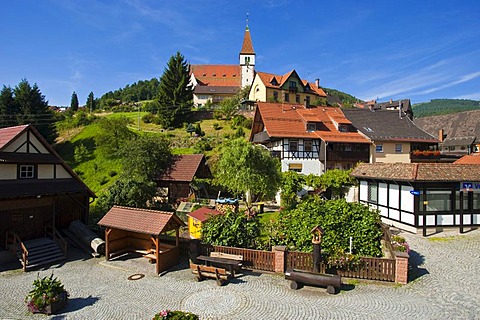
[
  {"xmin": 249, "ymin": 102, "xmax": 370, "ymax": 175},
  {"xmin": 155, "ymin": 154, "xmax": 211, "ymax": 203},
  {"xmin": 351, "ymin": 162, "xmax": 480, "ymax": 236},
  {"xmin": 0, "ymin": 124, "xmax": 95, "ymax": 269},
  {"xmin": 248, "ymin": 70, "xmax": 327, "ymax": 106},
  {"xmin": 342, "ymin": 108, "xmax": 439, "ymax": 163},
  {"xmin": 189, "ymin": 24, "xmax": 255, "ymax": 107},
  {"xmin": 354, "ymin": 99, "xmax": 413, "ymax": 120}
]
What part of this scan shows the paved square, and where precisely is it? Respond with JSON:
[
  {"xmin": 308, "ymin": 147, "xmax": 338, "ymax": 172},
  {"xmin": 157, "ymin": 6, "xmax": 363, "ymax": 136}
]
[{"xmin": 1, "ymin": 229, "xmax": 479, "ymax": 319}]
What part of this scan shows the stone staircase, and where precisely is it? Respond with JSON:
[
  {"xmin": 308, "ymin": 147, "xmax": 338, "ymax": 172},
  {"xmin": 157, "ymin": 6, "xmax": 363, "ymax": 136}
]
[{"xmin": 15, "ymin": 238, "xmax": 66, "ymax": 271}]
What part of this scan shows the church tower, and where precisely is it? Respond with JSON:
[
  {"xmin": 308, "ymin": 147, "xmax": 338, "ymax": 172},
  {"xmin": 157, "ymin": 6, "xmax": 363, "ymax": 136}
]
[{"xmin": 239, "ymin": 16, "xmax": 255, "ymax": 88}]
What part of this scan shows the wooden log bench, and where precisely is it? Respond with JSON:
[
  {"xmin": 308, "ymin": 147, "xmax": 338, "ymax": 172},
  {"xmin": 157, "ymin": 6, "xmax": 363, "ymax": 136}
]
[
  {"xmin": 190, "ymin": 263, "xmax": 233, "ymax": 286},
  {"xmin": 285, "ymin": 268, "xmax": 342, "ymax": 294},
  {"xmin": 209, "ymin": 252, "xmax": 243, "ymax": 272}
]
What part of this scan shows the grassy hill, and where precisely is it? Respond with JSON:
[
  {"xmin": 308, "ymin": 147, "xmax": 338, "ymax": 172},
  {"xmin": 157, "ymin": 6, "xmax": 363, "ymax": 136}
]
[
  {"xmin": 323, "ymin": 87, "xmax": 359, "ymax": 107},
  {"xmin": 54, "ymin": 111, "xmax": 243, "ymax": 196},
  {"xmin": 413, "ymin": 99, "xmax": 480, "ymax": 118}
]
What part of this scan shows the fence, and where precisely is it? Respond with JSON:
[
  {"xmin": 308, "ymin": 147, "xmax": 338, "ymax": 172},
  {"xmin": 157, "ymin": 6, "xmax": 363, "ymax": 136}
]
[
  {"xmin": 198, "ymin": 243, "xmax": 275, "ymax": 272},
  {"xmin": 187, "ymin": 225, "xmax": 409, "ymax": 284}
]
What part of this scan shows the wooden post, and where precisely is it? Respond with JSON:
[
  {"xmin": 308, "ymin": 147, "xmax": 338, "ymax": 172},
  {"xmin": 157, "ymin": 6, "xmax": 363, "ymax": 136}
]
[
  {"xmin": 155, "ymin": 235, "xmax": 160, "ymax": 275},
  {"xmin": 105, "ymin": 228, "xmax": 112, "ymax": 261},
  {"xmin": 176, "ymin": 228, "xmax": 179, "ymax": 247}
]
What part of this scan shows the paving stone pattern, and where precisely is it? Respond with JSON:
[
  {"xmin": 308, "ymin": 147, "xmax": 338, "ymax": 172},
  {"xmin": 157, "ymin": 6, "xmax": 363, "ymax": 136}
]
[{"xmin": 1, "ymin": 229, "xmax": 479, "ymax": 319}]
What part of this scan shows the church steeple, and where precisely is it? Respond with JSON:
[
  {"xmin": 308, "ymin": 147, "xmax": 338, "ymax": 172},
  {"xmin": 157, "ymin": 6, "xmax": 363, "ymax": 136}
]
[{"xmin": 240, "ymin": 14, "xmax": 255, "ymax": 88}]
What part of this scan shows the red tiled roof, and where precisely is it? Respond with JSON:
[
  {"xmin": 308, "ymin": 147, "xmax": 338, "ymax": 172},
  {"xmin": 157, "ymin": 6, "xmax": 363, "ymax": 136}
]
[
  {"xmin": 159, "ymin": 154, "xmax": 206, "ymax": 182},
  {"xmin": 0, "ymin": 125, "xmax": 29, "ymax": 150},
  {"xmin": 98, "ymin": 206, "xmax": 185, "ymax": 235},
  {"xmin": 351, "ymin": 163, "xmax": 480, "ymax": 181},
  {"xmin": 240, "ymin": 27, "xmax": 255, "ymax": 54},
  {"xmin": 256, "ymin": 71, "xmax": 327, "ymax": 97},
  {"xmin": 187, "ymin": 207, "xmax": 223, "ymax": 223},
  {"xmin": 454, "ymin": 154, "xmax": 480, "ymax": 164},
  {"xmin": 190, "ymin": 65, "xmax": 241, "ymax": 87},
  {"xmin": 256, "ymin": 102, "xmax": 369, "ymax": 143}
]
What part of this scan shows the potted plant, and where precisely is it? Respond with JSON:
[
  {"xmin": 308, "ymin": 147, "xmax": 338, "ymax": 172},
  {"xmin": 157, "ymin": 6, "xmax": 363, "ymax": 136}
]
[
  {"xmin": 153, "ymin": 309, "xmax": 199, "ymax": 320},
  {"xmin": 25, "ymin": 273, "xmax": 68, "ymax": 315}
]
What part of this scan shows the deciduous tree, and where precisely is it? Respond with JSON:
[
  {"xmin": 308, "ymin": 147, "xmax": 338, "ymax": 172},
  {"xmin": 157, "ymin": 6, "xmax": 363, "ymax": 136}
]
[
  {"xmin": 94, "ymin": 117, "xmax": 136, "ymax": 158},
  {"xmin": 214, "ymin": 138, "xmax": 281, "ymax": 210}
]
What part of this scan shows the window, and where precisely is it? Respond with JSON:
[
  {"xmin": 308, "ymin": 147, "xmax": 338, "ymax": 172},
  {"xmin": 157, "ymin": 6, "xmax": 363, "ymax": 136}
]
[
  {"xmin": 376, "ymin": 144, "xmax": 383, "ymax": 153},
  {"xmin": 305, "ymin": 96, "xmax": 310, "ymax": 105},
  {"xmin": 304, "ymin": 140, "xmax": 313, "ymax": 152},
  {"xmin": 448, "ymin": 146, "xmax": 455, "ymax": 151},
  {"xmin": 338, "ymin": 125, "xmax": 348, "ymax": 132},
  {"xmin": 289, "ymin": 81, "xmax": 297, "ymax": 88},
  {"xmin": 307, "ymin": 123, "xmax": 316, "ymax": 132},
  {"xmin": 19, "ymin": 165, "xmax": 35, "ymax": 179},
  {"xmin": 395, "ymin": 144, "xmax": 403, "ymax": 153},
  {"xmin": 289, "ymin": 140, "xmax": 298, "ymax": 152},
  {"xmin": 284, "ymin": 93, "xmax": 289, "ymax": 102},
  {"xmin": 368, "ymin": 182, "xmax": 378, "ymax": 203},
  {"xmin": 273, "ymin": 91, "xmax": 278, "ymax": 102},
  {"xmin": 296, "ymin": 95, "xmax": 300, "ymax": 103},
  {"xmin": 288, "ymin": 163, "xmax": 302, "ymax": 172},
  {"xmin": 423, "ymin": 190, "xmax": 451, "ymax": 212}
]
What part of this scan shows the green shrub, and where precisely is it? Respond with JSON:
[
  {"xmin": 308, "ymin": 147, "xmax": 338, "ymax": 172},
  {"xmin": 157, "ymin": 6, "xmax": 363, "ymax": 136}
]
[{"xmin": 25, "ymin": 274, "xmax": 67, "ymax": 313}]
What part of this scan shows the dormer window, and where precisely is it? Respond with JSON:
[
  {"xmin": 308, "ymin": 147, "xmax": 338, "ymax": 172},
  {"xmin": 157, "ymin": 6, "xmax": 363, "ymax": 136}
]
[
  {"xmin": 307, "ymin": 122, "xmax": 317, "ymax": 131},
  {"xmin": 338, "ymin": 125, "xmax": 349, "ymax": 132},
  {"xmin": 19, "ymin": 165, "xmax": 35, "ymax": 179}
]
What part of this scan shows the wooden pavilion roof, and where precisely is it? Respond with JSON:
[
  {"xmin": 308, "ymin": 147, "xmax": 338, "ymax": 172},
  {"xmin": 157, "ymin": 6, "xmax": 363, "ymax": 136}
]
[{"xmin": 98, "ymin": 206, "xmax": 185, "ymax": 235}]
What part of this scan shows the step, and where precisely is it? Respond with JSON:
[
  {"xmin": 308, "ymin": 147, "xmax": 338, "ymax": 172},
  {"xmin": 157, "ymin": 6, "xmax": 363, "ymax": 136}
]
[
  {"xmin": 25, "ymin": 251, "xmax": 65, "ymax": 265},
  {"xmin": 25, "ymin": 255, "xmax": 67, "ymax": 270},
  {"xmin": 23, "ymin": 238, "xmax": 56, "ymax": 249}
]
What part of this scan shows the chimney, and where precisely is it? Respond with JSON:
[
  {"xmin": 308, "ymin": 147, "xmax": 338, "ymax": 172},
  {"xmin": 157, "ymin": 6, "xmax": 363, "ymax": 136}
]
[
  {"xmin": 315, "ymin": 78, "xmax": 320, "ymax": 88},
  {"xmin": 438, "ymin": 129, "xmax": 444, "ymax": 142}
]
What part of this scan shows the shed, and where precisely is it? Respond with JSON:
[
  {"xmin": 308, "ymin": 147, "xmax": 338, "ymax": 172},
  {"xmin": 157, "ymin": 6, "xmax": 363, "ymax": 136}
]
[
  {"xmin": 98, "ymin": 206, "xmax": 186, "ymax": 274},
  {"xmin": 187, "ymin": 207, "xmax": 223, "ymax": 239}
]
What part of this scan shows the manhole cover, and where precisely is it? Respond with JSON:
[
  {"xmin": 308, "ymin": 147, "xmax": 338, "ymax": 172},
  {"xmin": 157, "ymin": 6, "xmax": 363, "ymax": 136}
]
[{"xmin": 127, "ymin": 273, "xmax": 145, "ymax": 280}]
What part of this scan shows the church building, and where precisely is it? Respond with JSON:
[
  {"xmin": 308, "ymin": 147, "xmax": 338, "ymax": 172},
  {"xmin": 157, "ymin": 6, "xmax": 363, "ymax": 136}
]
[{"xmin": 189, "ymin": 23, "xmax": 255, "ymax": 107}]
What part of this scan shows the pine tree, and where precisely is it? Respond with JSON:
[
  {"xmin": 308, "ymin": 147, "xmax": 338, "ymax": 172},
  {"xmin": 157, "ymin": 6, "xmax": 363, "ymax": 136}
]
[
  {"xmin": 70, "ymin": 91, "xmax": 79, "ymax": 112},
  {"xmin": 13, "ymin": 79, "xmax": 56, "ymax": 142},
  {"xmin": 0, "ymin": 85, "xmax": 17, "ymax": 127},
  {"xmin": 86, "ymin": 91, "xmax": 95, "ymax": 113},
  {"xmin": 156, "ymin": 52, "xmax": 193, "ymax": 128}
]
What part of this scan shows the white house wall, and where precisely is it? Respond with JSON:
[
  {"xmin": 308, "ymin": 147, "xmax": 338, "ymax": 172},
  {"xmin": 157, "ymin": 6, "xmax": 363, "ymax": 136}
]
[
  {"xmin": 56, "ymin": 165, "xmax": 73, "ymax": 179},
  {"xmin": 38, "ymin": 164, "xmax": 55, "ymax": 179}
]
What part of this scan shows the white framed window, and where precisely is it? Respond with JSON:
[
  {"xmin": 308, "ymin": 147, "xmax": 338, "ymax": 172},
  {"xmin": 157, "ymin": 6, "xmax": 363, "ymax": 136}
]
[
  {"xmin": 368, "ymin": 182, "xmax": 378, "ymax": 203},
  {"xmin": 304, "ymin": 140, "xmax": 313, "ymax": 152},
  {"xmin": 19, "ymin": 165, "xmax": 35, "ymax": 179},
  {"xmin": 395, "ymin": 144, "xmax": 403, "ymax": 153},
  {"xmin": 376, "ymin": 144, "xmax": 383, "ymax": 153}
]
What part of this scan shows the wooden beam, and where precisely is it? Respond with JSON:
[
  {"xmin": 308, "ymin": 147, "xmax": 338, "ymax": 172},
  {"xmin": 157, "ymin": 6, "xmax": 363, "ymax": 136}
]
[
  {"xmin": 176, "ymin": 228, "xmax": 179, "ymax": 246},
  {"xmin": 105, "ymin": 228, "xmax": 110, "ymax": 261},
  {"xmin": 155, "ymin": 235, "xmax": 160, "ymax": 275}
]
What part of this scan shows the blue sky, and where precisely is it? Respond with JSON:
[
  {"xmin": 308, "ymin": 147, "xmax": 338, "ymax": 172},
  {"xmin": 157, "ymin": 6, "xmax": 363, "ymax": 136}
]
[{"xmin": 1, "ymin": 0, "xmax": 479, "ymax": 106}]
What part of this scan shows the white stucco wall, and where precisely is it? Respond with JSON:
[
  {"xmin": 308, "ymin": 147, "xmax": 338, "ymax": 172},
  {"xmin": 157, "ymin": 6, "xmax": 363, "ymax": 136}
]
[{"xmin": 0, "ymin": 164, "xmax": 17, "ymax": 179}]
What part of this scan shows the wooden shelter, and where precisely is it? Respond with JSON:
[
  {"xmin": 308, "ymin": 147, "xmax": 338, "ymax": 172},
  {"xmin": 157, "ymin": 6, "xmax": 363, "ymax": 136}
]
[
  {"xmin": 98, "ymin": 206, "xmax": 186, "ymax": 274},
  {"xmin": 0, "ymin": 125, "xmax": 95, "ymax": 247}
]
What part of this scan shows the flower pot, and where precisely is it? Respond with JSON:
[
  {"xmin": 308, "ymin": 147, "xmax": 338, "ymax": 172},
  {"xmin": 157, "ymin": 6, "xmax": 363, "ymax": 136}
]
[{"xmin": 27, "ymin": 291, "xmax": 68, "ymax": 315}]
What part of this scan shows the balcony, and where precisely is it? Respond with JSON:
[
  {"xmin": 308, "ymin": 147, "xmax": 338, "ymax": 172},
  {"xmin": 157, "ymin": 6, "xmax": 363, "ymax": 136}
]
[{"xmin": 288, "ymin": 86, "xmax": 298, "ymax": 93}]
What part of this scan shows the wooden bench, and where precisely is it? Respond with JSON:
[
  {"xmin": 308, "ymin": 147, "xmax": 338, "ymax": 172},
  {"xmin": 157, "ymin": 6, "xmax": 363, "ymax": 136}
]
[
  {"xmin": 190, "ymin": 263, "xmax": 233, "ymax": 286},
  {"xmin": 209, "ymin": 252, "xmax": 243, "ymax": 273},
  {"xmin": 210, "ymin": 252, "xmax": 243, "ymax": 261}
]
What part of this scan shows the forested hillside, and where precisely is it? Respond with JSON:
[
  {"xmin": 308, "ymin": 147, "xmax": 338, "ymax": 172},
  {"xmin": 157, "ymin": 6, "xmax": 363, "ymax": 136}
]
[
  {"xmin": 323, "ymin": 87, "xmax": 359, "ymax": 107},
  {"xmin": 413, "ymin": 99, "xmax": 480, "ymax": 118}
]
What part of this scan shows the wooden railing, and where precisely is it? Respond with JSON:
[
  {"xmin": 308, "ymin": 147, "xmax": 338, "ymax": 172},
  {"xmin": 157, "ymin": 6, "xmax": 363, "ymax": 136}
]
[
  {"xmin": 5, "ymin": 230, "xmax": 28, "ymax": 271},
  {"xmin": 45, "ymin": 225, "xmax": 67, "ymax": 255},
  {"xmin": 199, "ymin": 244, "xmax": 276, "ymax": 272}
]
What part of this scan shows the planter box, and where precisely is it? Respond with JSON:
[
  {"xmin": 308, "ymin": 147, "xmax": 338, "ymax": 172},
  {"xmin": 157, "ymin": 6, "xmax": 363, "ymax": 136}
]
[{"xmin": 27, "ymin": 291, "xmax": 68, "ymax": 315}]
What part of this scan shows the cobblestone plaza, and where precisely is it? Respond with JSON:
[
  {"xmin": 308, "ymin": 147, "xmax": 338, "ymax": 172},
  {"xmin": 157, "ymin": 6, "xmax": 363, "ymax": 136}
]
[{"xmin": 1, "ymin": 229, "xmax": 479, "ymax": 319}]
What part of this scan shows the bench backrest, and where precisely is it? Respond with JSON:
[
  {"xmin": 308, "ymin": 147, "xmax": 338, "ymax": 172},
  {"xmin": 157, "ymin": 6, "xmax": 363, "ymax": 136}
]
[
  {"xmin": 190, "ymin": 263, "xmax": 227, "ymax": 275},
  {"xmin": 210, "ymin": 252, "xmax": 243, "ymax": 261}
]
